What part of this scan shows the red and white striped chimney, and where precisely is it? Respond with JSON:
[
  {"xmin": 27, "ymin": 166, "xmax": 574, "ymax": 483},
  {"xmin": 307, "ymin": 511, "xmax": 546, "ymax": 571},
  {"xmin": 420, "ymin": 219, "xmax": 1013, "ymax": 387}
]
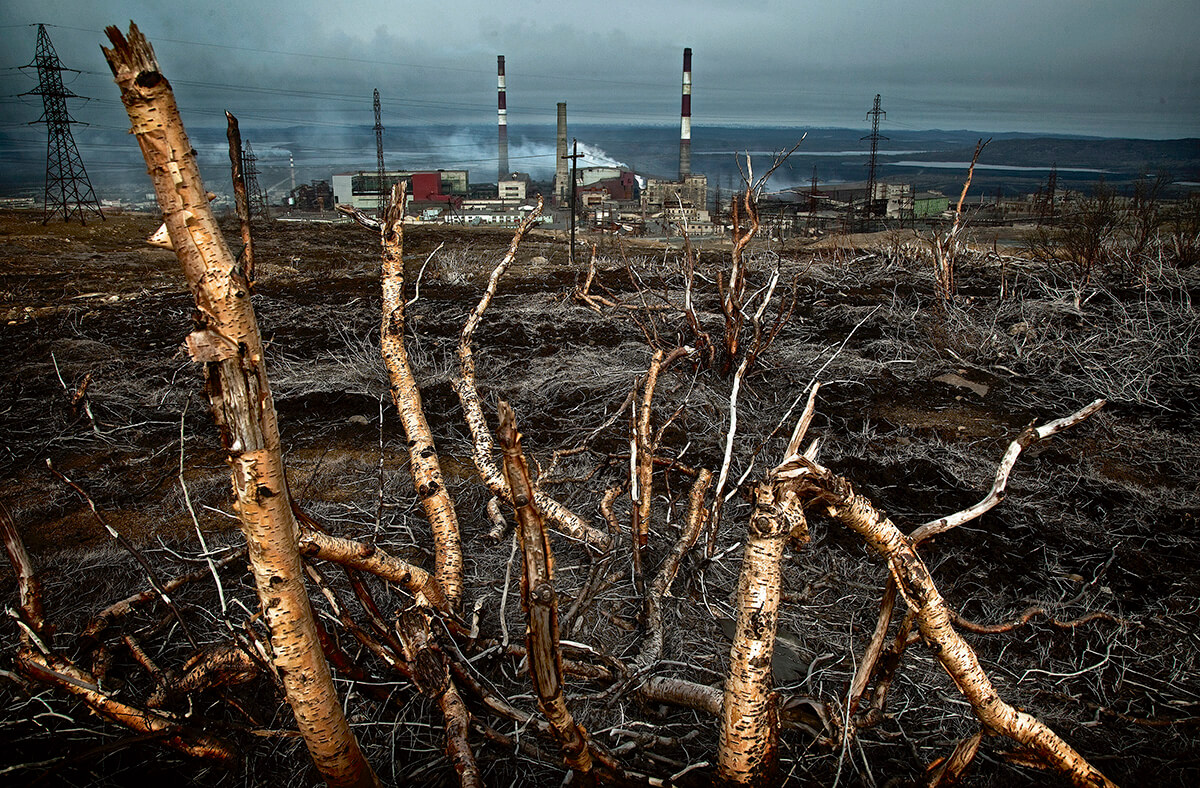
[
  {"xmin": 679, "ymin": 47, "xmax": 692, "ymax": 180},
  {"xmin": 497, "ymin": 55, "xmax": 509, "ymax": 183}
]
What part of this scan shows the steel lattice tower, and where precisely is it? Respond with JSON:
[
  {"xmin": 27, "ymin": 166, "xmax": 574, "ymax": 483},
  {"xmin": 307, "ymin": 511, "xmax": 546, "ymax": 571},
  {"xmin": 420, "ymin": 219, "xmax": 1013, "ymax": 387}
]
[
  {"xmin": 22, "ymin": 24, "xmax": 103, "ymax": 225},
  {"xmin": 861, "ymin": 94, "xmax": 888, "ymax": 219},
  {"xmin": 242, "ymin": 141, "xmax": 270, "ymax": 221},
  {"xmin": 374, "ymin": 89, "xmax": 386, "ymax": 216}
]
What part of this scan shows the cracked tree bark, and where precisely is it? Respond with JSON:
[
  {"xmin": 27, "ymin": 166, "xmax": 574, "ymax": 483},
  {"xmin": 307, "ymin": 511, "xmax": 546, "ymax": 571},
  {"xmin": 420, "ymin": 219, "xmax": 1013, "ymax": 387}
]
[
  {"xmin": 497, "ymin": 400, "xmax": 594, "ymax": 781},
  {"xmin": 102, "ymin": 24, "xmax": 377, "ymax": 788},
  {"xmin": 716, "ymin": 398, "xmax": 813, "ymax": 786}
]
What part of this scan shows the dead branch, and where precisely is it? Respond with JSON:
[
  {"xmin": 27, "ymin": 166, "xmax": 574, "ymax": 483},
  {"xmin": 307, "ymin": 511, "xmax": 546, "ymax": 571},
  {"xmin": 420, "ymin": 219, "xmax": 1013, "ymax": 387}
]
[
  {"xmin": 950, "ymin": 606, "xmax": 1126, "ymax": 634},
  {"xmin": 910, "ymin": 398, "xmax": 1106, "ymax": 544},
  {"xmin": 847, "ymin": 577, "xmax": 897, "ymax": 720},
  {"xmin": 450, "ymin": 200, "xmax": 610, "ymax": 552},
  {"xmin": 631, "ymin": 348, "xmax": 664, "ymax": 591},
  {"xmin": 17, "ymin": 649, "xmax": 238, "ymax": 767},
  {"xmin": 297, "ymin": 527, "xmax": 450, "ymax": 615},
  {"xmin": 48, "ymin": 461, "xmax": 197, "ymax": 649},
  {"xmin": 0, "ymin": 505, "xmax": 46, "ymax": 645},
  {"xmin": 485, "ymin": 496, "xmax": 510, "ymax": 543},
  {"xmin": 925, "ymin": 730, "xmax": 983, "ymax": 787},
  {"xmin": 82, "ymin": 547, "xmax": 247, "ymax": 645},
  {"xmin": 656, "ymin": 468, "xmax": 713, "ymax": 600},
  {"xmin": 497, "ymin": 400, "xmax": 594, "ymax": 779},
  {"xmin": 791, "ymin": 458, "xmax": 1116, "ymax": 787},
  {"xmin": 148, "ymin": 643, "xmax": 259, "ymax": 710},
  {"xmin": 395, "ymin": 609, "xmax": 482, "ymax": 788},
  {"xmin": 379, "ymin": 181, "xmax": 463, "ymax": 608},
  {"xmin": 929, "ymin": 137, "xmax": 990, "ymax": 303},
  {"xmin": 102, "ymin": 23, "xmax": 377, "ymax": 786},
  {"xmin": 224, "ymin": 112, "xmax": 253, "ymax": 283}
]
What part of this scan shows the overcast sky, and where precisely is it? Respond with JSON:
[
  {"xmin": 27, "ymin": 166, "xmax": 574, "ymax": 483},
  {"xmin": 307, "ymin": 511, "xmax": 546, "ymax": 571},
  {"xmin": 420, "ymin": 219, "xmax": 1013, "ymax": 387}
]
[{"xmin": 3, "ymin": 0, "xmax": 1198, "ymax": 143}]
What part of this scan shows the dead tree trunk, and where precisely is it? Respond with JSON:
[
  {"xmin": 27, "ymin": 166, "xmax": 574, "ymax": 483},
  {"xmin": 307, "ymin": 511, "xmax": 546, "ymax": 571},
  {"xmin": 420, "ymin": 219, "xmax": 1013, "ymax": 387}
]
[
  {"xmin": 102, "ymin": 24, "xmax": 377, "ymax": 788},
  {"xmin": 380, "ymin": 183, "xmax": 463, "ymax": 608},
  {"xmin": 809, "ymin": 472, "xmax": 1115, "ymax": 787},
  {"xmin": 497, "ymin": 401, "xmax": 595, "ymax": 780},
  {"xmin": 717, "ymin": 395, "xmax": 814, "ymax": 787}
]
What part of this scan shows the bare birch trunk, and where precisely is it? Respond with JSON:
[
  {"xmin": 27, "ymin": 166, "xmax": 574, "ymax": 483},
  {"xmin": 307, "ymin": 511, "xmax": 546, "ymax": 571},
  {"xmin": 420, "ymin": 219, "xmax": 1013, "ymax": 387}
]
[
  {"xmin": 716, "ymin": 478, "xmax": 803, "ymax": 786},
  {"xmin": 379, "ymin": 183, "xmax": 463, "ymax": 607},
  {"xmin": 102, "ymin": 24, "xmax": 377, "ymax": 788}
]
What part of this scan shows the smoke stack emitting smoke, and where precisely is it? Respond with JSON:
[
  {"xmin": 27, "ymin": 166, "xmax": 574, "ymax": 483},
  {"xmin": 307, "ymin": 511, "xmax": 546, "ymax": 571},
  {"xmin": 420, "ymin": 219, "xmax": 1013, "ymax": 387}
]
[
  {"xmin": 680, "ymin": 47, "xmax": 692, "ymax": 180},
  {"xmin": 497, "ymin": 55, "xmax": 508, "ymax": 183}
]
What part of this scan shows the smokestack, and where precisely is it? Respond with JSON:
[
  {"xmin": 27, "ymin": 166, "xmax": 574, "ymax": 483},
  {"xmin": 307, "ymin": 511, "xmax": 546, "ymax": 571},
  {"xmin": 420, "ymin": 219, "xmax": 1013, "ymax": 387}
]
[
  {"xmin": 679, "ymin": 47, "xmax": 692, "ymax": 180},
  {"xmin": 497, "ymin": 55, "xmax": 509, "ymax": 183},
  {"xmin": 555, "ymin": 102, "xmax": 569, "ymax": 205}
]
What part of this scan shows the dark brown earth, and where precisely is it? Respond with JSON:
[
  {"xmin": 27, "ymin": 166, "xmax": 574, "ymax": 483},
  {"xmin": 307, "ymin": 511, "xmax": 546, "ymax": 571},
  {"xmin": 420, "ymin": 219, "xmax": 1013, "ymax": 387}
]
[{"xmin": 1, "ymin": 208, "xmax": 1198, "ymax": 786}]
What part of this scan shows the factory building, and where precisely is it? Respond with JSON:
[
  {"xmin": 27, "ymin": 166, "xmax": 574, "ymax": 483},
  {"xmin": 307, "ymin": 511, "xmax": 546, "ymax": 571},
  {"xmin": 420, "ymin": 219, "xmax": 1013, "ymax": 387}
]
[
  {"xmin": 332, "ymin": 170, "xmax": 469, "ymax": 211},
  {"xmin": 642, "ymin": 174, "xmax": 708, "ymax": 213}
]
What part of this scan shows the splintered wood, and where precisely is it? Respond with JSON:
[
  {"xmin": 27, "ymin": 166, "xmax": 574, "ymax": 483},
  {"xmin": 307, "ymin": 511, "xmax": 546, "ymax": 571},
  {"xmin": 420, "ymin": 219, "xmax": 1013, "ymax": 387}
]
[{"xmin": 101, "ymin": 23, "xmax": 377, "ymax": 788}]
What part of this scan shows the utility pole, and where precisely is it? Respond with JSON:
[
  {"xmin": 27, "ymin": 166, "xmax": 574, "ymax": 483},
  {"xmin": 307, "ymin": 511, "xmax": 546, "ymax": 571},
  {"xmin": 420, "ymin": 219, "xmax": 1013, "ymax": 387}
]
[
  {"xmin": 807, "ymin": 166, "xmax": 819, "ymax": 232},
  {"xmin": 861, "ymin": 94, "xmax": 888, "ymax": 225},
  {"xmin": 374, "ymin": 88, "xmax": 386, "ymax": 216},
  {"xmin": 563, "ymin": 139, "xmax": 583, "ymax": 265},
  {"xmin": 1045, "ymin": 163, "xmax": 1057, "ymax": 220},
  {"xmin": 22, "ymin": 24, "xmax": 103, "ymax": 225}
]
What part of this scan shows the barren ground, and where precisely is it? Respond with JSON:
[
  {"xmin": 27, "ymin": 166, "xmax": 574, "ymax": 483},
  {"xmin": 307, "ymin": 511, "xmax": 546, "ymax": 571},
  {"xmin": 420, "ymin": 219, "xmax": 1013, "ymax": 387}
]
[{"xmin": 1, "ymin": 208, "xmax": 1198, "ymax": 786}]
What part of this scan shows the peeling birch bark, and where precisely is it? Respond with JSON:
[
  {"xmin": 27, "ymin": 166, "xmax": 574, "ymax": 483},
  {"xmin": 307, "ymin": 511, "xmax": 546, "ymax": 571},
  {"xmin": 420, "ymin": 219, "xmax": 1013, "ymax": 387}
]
[
  {"xmin": 0, "ymin": 505, "xmax": 45, "ymax": 645},
  {"xmin": 102, "ymin": 24, "xmax": 377, "ymax": 788},
  {"xmin": 497, "ymin": 401, "xmax": 594, "ymax": 779},
  {"xmin": 716, "ymin": 479, "xmax": 802, "ymax": 786},
  {"xmin": 379, "ymin": 182, "xmax": 463, "ymax": 608}
]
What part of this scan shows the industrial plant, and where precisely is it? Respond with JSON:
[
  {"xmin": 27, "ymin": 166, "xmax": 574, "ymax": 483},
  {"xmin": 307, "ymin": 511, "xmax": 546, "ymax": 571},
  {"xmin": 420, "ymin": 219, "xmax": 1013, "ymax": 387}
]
[{"xmin": 323, "ymin": 48, "xmax": 718, "ymax": 237}]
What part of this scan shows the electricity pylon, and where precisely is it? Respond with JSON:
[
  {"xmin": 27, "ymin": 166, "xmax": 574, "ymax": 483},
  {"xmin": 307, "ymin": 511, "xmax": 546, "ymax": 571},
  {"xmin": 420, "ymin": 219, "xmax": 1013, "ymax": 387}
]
[
  {"xmin": 22, "ymin": 24, "xmax": 103, "ymax": 224},
  {"xmin": 861, "ymin": 94, "xmax": 888, "ymax": 222},
  {"xmin": 374, "ymin": 88, "xmax": 386, "ymax": 216}
]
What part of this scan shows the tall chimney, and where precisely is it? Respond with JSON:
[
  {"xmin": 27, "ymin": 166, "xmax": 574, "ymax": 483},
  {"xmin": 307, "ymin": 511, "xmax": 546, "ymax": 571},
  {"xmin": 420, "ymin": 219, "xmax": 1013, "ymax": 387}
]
[
  {"xmin": 554, "ymin": 102, "xmax": 569, "ymax": 206},
  {"xmin": 497, "ymin": 55, "xmax": 509, "ymax": 184},
  {"xmin": 679, "ymin": 47, "xmax": 692, "ymax": 180}
]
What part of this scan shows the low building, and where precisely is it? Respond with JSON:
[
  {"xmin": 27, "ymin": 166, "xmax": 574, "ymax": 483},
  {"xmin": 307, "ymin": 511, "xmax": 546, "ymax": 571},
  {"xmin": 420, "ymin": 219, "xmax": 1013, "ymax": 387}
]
[
  {"xmin": 332, "ymin": 170, "xmax": 469, "ymax": 210},
  {"xmin": 499, "ymin": 179, "xmax": 526, "ymax": 203},
  {"xmin": 642, "ymin": 173, "xmax": 708, "ymax": 212},
  {"xmin": 914, "ymin": 191, "xmax": 950, "ymax": 218},
  {"xmin": 444, "ymin": 203, "xmax": 543, "ymax": 227}
]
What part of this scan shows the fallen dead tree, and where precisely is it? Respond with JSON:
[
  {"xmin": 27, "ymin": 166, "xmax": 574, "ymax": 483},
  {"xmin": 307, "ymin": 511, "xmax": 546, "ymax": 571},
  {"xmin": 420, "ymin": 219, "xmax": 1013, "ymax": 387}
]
[{"xmin": 0, "ymin": 22, "xmax": 1140, "ymax": 788}]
